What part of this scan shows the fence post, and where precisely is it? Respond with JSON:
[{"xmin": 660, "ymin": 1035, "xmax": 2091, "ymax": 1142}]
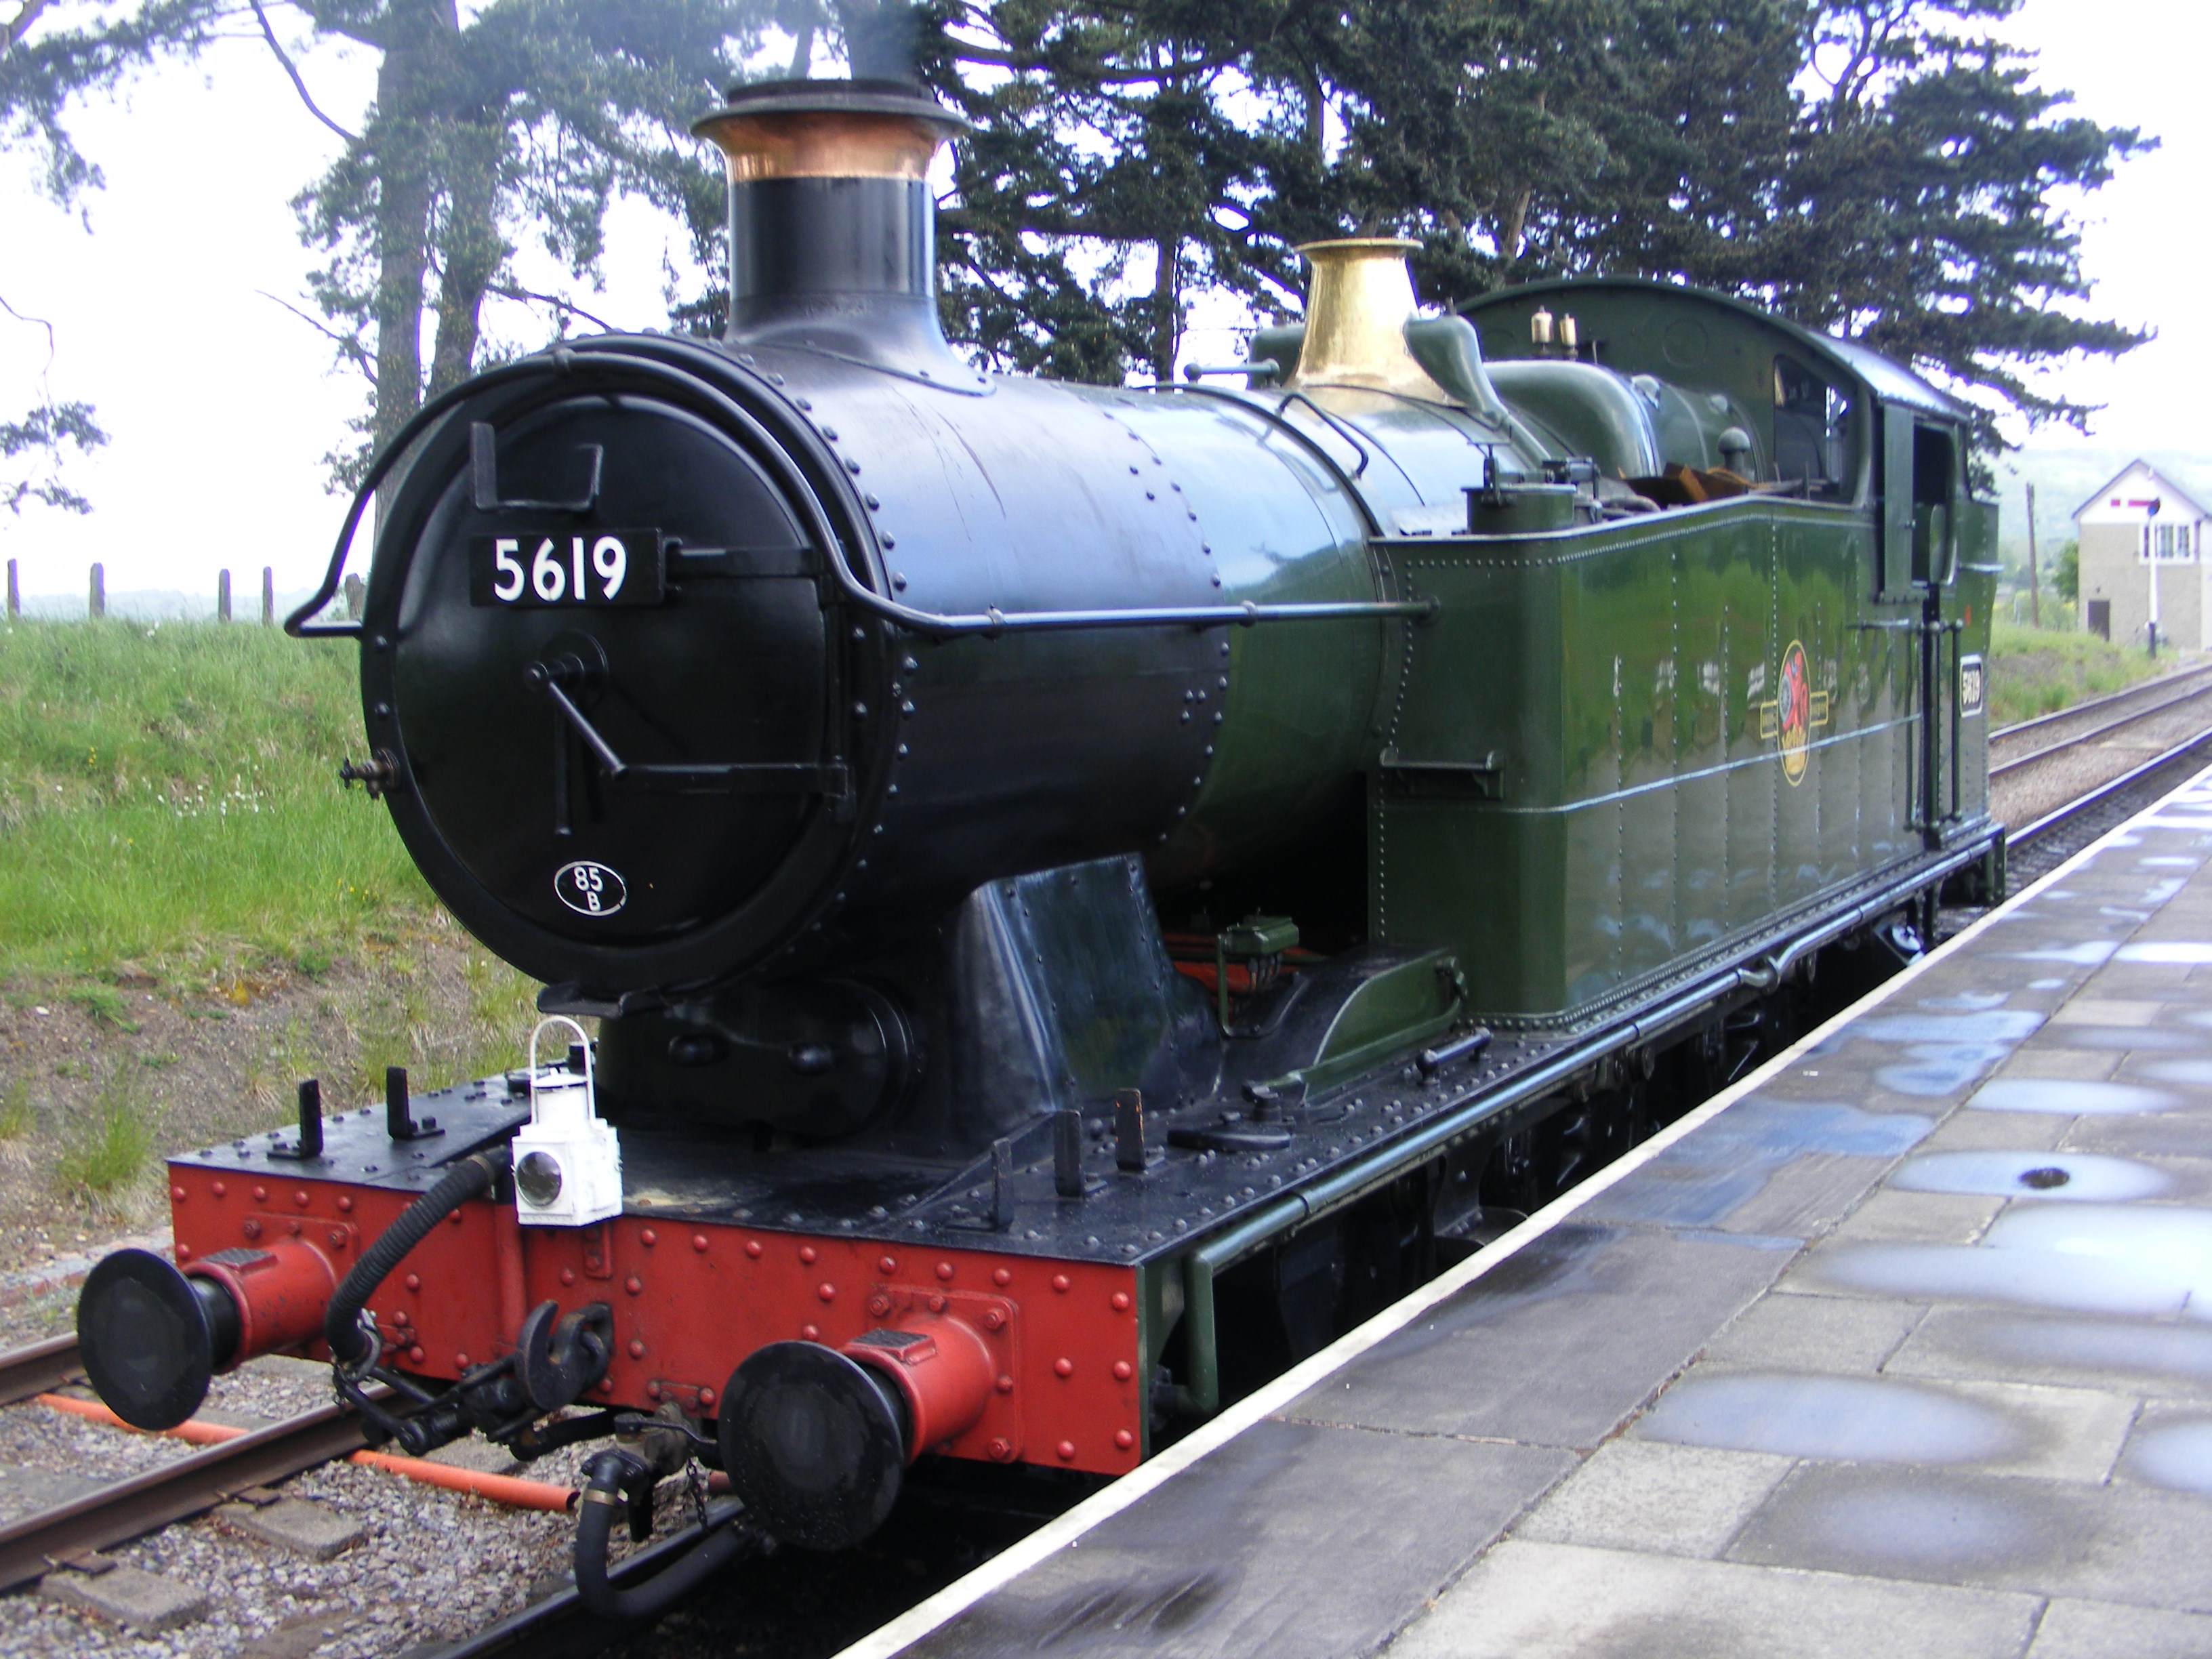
[
  {"xmin": 218, "ymin": 569, "xmax": 231, "ymax": 622},
  {"xmin": 5, "ymin": 558, "xmax": 16, "ymax": 620},
  {"xmin": 262, "ymin": 566, "xmax": 274, "ymax": 626},
  {"xmin": 88, "ymin": 562, "xmax": 104, "ymax": 620}
]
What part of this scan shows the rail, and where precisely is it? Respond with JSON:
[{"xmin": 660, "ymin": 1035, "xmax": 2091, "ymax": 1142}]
[
  {"xmin": 1991, "ymin": 673, "xmax": 2212, "ymax": 779},
  {"xmin": 0, "ymin": 1334, "xmax": 81, "ymax": 1408},
  {"xmin": 0, "ymin": 1397, "xmax": 385, "ymax": 1593}
]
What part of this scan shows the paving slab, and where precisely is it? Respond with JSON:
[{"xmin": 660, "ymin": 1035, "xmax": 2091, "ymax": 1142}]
[
  {"xmin": 1282, "ymin": 1225, "xmax": 1789, "ymax": 1449},
  {"xmin": 1887, "ymin": 1307, "xmax": 2212, "ymax": 1401},
  {"xmin": 1727, "ymin": 1463, "xmax": 2212, "ymax": 1613},
  {"xmin": 217, "ymin": 1495, "xmax": 364, "ymax": 1559},
  {"xmin": 1511, "ymin": 1441, "xmax": 1793, "ymax": 1559},
  {"xmin": 907, "ymin": 1422, "xmax": 1572, "ymax": 1659},
  {"xmin": 39, "ymin": 1558, "xmax": 207, "ymax": 1633},
  {"xmin": 1383, "ymin": 1540, "xmax": 2039, "ymax": 1659},
  {"xmin": 1700, "ymin": 1290, "xmax": 1925, "ymax": 1373},
  {"xmin": 1827, "ymin": 1188, "xmax": 2005, "ymax": 1244},
  {"xmin": 2026, "ymin": 1597, "xmax": 2212, "ymax": 1658},
  {"xmin": 1633, "ymin": 1366, "xmax": 2136, "ymax": 1483}
]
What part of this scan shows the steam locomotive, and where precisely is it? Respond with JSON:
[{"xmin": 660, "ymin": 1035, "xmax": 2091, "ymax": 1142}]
[{"xmin": 75, "ymin": 74, "xmax": 2002, "ymax": 1604}]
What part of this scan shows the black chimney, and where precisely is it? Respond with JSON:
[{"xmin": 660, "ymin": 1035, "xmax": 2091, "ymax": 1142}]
[{"xmin": 691, "ymin": 79, "xmax": 974, "ymax": 385}]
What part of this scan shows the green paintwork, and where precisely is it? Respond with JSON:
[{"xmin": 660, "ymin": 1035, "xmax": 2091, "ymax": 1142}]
[
  {"xmin": 1298, "ymin": 947, "xmax": 1462, "ymax": 1090},
  {"xmin": 1144, "ymin": 276, "xmax": 1996, "ymax": 1030}
]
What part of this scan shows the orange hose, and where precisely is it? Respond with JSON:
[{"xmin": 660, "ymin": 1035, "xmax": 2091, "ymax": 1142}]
[
  {"xmin": 348, "ymin": 1449, "xmax": 577, "ymax": 1511},
  {"xmin": 35, "ymin": 1393, "xmax": 577, "ymax": 1511}
]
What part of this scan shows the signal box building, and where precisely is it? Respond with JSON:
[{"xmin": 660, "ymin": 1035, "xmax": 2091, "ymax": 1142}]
[{"xmin": 2075, "ymin": 459, "xmax": 2211, "ymax": 647}]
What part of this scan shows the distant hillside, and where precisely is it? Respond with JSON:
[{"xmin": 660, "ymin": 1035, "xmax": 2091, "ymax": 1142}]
[{"xmin": 1988, "ymin": 448, "xmax": 2212, "ymax": 559}]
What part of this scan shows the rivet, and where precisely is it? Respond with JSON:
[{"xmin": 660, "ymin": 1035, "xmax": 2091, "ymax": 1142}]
[
  {"xmin": 1057, "ymin": 1440, "xmax": 1077, "ymax": 1461},
  {"xmin": 818, "ymin": 1282, "xmax": 837, "ymax": 1303},
  {"xmin": 628, "ymin": 1338, "xmax": 647, "ymax": 1359},
  {"xmin": 1115, "ymin": 1429, "xmax": 1136, "ymax": 1450},
  {"xmin": 744, "ymin": 1239, "xmax": 762, "ymax": 1258},
  {"xmin": 698, "ymin": 1387, "xmax": 716, "ymax": 1407},
  {"xmin": 801, "ymin": 1324, "xmax": 821, "ymax": 1341},
  {"xmin": 982, "ymin": 1307, "xmax": 1006, "ymax": 1330},
  {"xmin": 449, "ymin": 1210, "xmax": 465, "ymax": 1224},
  {"xmin": 799, "ymin": 1246, "xmax": 818, "ymax": 1265},
  {"xmin": 647, "ymin": 1380, "xmax": 663, "ymax": 1399},
  {"xmin": 845, "ymin": 458, "xmax": 861, "ymax": 474},
  {"xmin": 695, "ymin": 1234, "xmax": 711, "ymax": 1253},
  {"xmin": 176, "ymin": 1185, "xmax": 193, "ymax": 1202},
  {"xmin": 243, "ymin": 1219, "xmax": 262, "ymax": 1240},
  {"xmin": 394, "ymin": 1308, "xmax": 411, "ymax": 1328},
  {"xmin": 405, "ymin": 1273, "xmax": 421, "ymax": 1291},
  {"xmin": 936, "ymin": 1261, "xmax": 955, "ymax": 1281},
  {"xmin": 455, "ymin": 1353, "xmax": 470, "ymax": 1370},
  {"xmin": 928, "ymin": 1292, "xmax": 946, "ymax": 1313},
  {"xmin": 288, "ymin": 1218, "xmax": 302, "ymax": 1236},
  {"xmin": 626, "ymin": 1275, "xmax": 644, "ymax": 1295},
  {"xmin": 175, "ymin": 1244, "xmax": 192, "ymax": 1261},
  {"xmin": 993, "ymin": 1266, "xmax": 1012, "ymax": 1287},
  {"xmin": 293, "ymin": 1190, "xmax": 310, "ymax": 1208},
  {"xmin": 880, "ymin": 1256, "xmax": 898, "ymax": 1275},
  {"xmin": 640, "ymin": 1228, "xmax": 657, "ymax": 1248},
  {"xmin": 561, "ymin": 1267, "xmax": 577, "ymax": 1286},
  {"xmin": 329, "ymin": 1229, "xmax": 347, "ymax": 1249},
  {"xmin": 1052, "ymin": 1274, "xmax": 1071, "ymax": 1293},
  {"xmin": 337, "ymin": 1195, "xmax": 353, "ymax": 1213},
  {"xmin": 1113, "ymin": 1359, "xmax": 1134, "ymax": 1379},
  {"xmin": 864, "ymin": 493, "xmax": 880, "ymax": 510},
  {"xmin": 585, "ymin": 1255, "xmax": 602, "ymax": 1272},
  {"xmin": 869, "ymin": 1293, "xmax": 893, "ymax": 1316},
  {"xmin": 1111, "ymin": 1292, "xmax": 1131, "ymax": 1311},
  {"xmin": 1054, "ymin": 1357, "xmax": 1074, "ymax": 1378},
  {"xmin": 996, "ymin": 1374, "xmax": 1015, "ymax": 1394},
  {"xmin": 409, "ymin": 1345, "xmax": 426, "ymax": 1364}
]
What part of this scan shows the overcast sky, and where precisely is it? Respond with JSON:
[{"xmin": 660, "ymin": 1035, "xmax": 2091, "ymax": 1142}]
[{"xmin": 1, "ymin": 0, "xmax": 2204, "ymax": 600}]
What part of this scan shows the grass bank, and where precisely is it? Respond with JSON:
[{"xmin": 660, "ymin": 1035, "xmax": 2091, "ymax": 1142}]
[
  {"xmin": 0, "ymin": 618, "xmax": 427, "ymax": 985},
  {"xmin": 0, "ymin": 620, "xmax": 536, "ymax": 1231},
  {"xmin": 1983, "ymin": 617, "xmax": 2173, "ymax": 727}
]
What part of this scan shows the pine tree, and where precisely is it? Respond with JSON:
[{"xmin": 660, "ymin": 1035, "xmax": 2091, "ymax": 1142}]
[{"xmin": 3, "ymin": 0, "xmax": 773, "ymax": 480}]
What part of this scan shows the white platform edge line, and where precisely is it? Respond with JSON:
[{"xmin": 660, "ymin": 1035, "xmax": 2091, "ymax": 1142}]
[{"xmin": 834, "ymin": 767, "xmax": 2212, "ymax": 1659}]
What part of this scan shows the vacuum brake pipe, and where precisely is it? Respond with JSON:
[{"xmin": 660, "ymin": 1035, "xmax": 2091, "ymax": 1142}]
[
  {"xmin": 35, "ymin": 1393, "xmax": 575, "ymax": 1511},
  {"xmin": 1172, "ymin": 841, "xmax": 1992, "ymax": 1418},
  {"xmin": 571, "ymin": 1448, "xmax": 760, "ymax": 1620},
  {"xmin": 325, "ymin": 1147, "xmax": 510, "ymax": 1366}
]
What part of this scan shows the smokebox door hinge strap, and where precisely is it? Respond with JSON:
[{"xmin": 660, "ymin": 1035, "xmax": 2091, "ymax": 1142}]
[
  {"xmin": 524, "ymin": 659, "xmax": 850, "ymax": 800},
  {"xmin": 471, "ymin": 422, "xmax": 605, "ymax": 514}
]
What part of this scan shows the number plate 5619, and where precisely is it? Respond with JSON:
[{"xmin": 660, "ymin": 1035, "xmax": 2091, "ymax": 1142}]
[{"xmin": 469, "ymin": 531, "xmax": 665, "ymax": 608}]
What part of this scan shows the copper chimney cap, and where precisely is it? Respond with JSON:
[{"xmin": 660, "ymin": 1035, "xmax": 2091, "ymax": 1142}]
[{"xmin": 692, "ymin": 77, "xmax": 970, "ymax": 184}]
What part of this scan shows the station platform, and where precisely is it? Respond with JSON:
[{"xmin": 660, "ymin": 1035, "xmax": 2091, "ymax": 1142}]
[{"xmin": 842, "ymin": 770, "xmax": 2212, "ymax": 1659}]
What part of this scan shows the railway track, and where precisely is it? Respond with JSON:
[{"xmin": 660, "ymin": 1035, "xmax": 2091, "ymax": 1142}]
[
  {"xmin": 1988, "ymin": 663, "xmax": 2212, "ymax": 836},
  {"xmin": 1990, "ymin": 661, "xmax": 2212, "ymax": 778},
  {"xmin": 0, "ymin": 1395, "xmax": 382, "ymax": 1595}
]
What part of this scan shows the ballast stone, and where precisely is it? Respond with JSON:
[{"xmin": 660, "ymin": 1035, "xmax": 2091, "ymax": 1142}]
[
  {"xmin": 218, "ymin": 1495, "xmax": 364, "ymax": 1560},
  {"xmin": 39, "ymin": 1556, "xmax": 208, "ymax": 1633}
]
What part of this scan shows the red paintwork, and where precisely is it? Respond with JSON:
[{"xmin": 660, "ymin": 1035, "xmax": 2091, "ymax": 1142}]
[
  {"xmin": 182, "ymin": 1235, "xmax": 341, "ymax": 1361},
  {"xmin": 167, "ymin": 1163, "xmax": 1145, "ymax": 1476},
  {"xmin": 845, "ymin": 1315, "xmax": 996, "ymax": 1460}
]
